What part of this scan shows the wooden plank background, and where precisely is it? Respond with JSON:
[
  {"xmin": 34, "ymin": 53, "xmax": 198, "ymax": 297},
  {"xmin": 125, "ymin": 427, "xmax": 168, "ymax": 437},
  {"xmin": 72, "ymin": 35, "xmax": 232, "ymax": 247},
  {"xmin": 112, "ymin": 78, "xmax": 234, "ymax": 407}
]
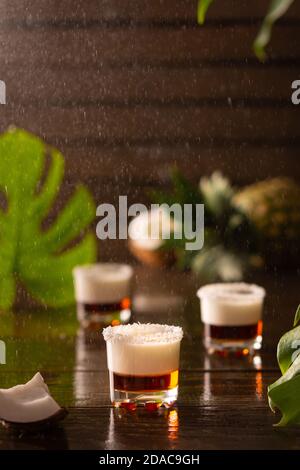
[{"xmin": 0, "ymin": 0, "xmax": 299, "ymax": 260}]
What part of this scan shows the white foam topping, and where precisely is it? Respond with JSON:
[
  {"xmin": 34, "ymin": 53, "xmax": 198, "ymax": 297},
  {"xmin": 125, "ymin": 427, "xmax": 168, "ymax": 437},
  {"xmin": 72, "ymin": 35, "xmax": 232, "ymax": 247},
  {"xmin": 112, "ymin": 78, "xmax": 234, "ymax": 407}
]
[
  {"xmin": 72, "ymin": 263, "xmax": 133, "ymax": 304},
  {"xmin": 103, "ymin": 323, "xmax": 183, "ymax": 375},
  {"xmin": 197, "ymin": 283, "xmax": 265, "ymax": 301},
  {"xmin": 197, "ymin": 283, "xmax": 266, "ymax": 326}
]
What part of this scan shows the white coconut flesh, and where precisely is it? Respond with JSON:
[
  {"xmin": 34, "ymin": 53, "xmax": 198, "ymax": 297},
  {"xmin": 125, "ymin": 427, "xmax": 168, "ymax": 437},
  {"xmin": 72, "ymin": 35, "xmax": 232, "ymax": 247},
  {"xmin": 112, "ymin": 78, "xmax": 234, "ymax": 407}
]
[{"xmin": 0, "ymin": 372, "xmax": 62, "ymax": 424}]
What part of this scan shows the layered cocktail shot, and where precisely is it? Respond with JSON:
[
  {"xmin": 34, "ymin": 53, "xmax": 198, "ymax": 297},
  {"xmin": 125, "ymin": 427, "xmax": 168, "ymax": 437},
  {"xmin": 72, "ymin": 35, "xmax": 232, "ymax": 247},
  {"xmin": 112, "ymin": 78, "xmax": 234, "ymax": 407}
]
[
  {"xmin": 73, "ymin": 263, "xmax": 133, "ymax": 329},
  {"xmin": 103, "ymin": 323, "xmax": 183, "ymax": 408},
  {"xmin": 197, "ymin": 283, "xmax": 265, "ymax": 354}
]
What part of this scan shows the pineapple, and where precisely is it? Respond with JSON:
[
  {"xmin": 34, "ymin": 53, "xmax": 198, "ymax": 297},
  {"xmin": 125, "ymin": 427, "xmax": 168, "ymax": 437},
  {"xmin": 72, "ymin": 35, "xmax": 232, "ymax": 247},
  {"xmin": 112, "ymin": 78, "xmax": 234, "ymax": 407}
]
[{"xmin": 234, "ymin": 178, "xmax": 300, "ymax": 267}]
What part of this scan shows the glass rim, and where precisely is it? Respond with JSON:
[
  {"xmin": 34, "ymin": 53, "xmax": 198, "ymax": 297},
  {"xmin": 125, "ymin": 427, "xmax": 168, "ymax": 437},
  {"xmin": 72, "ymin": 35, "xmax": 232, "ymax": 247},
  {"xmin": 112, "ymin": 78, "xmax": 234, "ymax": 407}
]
[
  {"xmin": 197, "ymin": 282, "xmax": 266, "ymax": 302},
  {"xmin": 72, "ymin": 262, "xmax": 133, "ymax": 278},
  {"xmin": 103, "ymin": 322, "xmax": 183, "ymax": 345}
]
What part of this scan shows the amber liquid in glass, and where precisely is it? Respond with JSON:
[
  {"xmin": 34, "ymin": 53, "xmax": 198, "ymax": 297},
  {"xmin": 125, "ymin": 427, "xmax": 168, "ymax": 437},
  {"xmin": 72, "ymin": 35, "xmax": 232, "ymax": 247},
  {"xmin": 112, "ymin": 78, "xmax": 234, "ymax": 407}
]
[
  {"xmin": 80, "ymin": 297, "xmax": 130, "ymax": 314},
  {"xmin": 204, "ymin": 320, "xmax": 263, "ymax": 341},
  {"xmin": 111, "ymin": 370, "xmax": 179, "ymax": 392},
  {"xmin": 77, "ymin": 297, "xmax": 131, "ymax": 329}
]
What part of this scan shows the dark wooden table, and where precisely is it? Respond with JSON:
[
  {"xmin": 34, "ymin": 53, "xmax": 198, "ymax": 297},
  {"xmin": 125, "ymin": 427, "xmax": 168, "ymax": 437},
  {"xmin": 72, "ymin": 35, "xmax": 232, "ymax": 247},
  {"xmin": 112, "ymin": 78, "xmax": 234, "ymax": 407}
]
[{"xmin": 0, "ymin": 266, "xmax": 300, "ymax": 450}]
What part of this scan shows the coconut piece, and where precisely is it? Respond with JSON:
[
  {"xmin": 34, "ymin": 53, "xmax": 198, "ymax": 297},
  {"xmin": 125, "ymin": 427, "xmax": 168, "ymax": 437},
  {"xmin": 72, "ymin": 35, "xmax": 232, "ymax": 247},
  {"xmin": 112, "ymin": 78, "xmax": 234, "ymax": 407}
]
[
  {"xmin": 0, "ymin": 372, "xmax": 67, "ymax": 430},
  {"xmin": 128, "ymin": 208, "xmax": 180, "ymax": 267},
  {"xmin": 2, "ymin": 372, "xmax": 49, "ymax": 398}
]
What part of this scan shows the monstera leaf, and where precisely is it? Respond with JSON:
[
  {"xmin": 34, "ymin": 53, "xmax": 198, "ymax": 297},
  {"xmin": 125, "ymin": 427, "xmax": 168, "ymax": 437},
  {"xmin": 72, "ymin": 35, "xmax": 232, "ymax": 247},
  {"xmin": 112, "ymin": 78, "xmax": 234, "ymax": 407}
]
[
  {"xmin": 0, "ymin": 128, "xmax": 96, "ymax": 309},
  {"xmin": 277, "ymin": 323, "xmax": 300, "ymax": 375},
  {"xmin": 268, "ymin": 305, "xmax": 300, "ymax": 426},
  {"xmin": 268, "ymin": 354, "xmax": 300, "ymax": 426}
]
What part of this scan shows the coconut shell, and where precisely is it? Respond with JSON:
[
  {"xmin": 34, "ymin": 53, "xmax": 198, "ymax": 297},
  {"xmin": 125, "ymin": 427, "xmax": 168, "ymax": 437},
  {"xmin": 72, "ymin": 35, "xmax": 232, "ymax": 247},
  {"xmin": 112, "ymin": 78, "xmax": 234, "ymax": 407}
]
[{"xmin": 0, "ymin": 407, "xmax": 68, "ymax": 433}]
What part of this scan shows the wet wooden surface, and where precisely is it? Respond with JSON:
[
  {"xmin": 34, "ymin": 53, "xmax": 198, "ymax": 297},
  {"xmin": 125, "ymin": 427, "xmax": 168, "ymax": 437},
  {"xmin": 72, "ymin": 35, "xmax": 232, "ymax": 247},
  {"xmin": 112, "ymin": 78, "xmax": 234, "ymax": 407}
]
[{"xmin": 0, "ymin": 266, "xmax": 300, "ymax": 449}]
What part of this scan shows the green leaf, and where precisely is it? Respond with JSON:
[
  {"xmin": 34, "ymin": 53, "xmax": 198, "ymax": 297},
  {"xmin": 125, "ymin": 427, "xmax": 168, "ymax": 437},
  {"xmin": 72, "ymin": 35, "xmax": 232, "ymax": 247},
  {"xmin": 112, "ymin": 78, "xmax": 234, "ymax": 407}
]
[
  {"xmin": 276, "ymin": 305, "xmax": 300, "ymax": 375},
  {"xmin": 268, "ymin": 354, "xmax": 300, "ymax": 426},
  {"xmin": 40, "ymin": 186, "xmax": 95, "ymax": 253},
  {"xmin": 20, "ymin": 233, "xmax": 96, "ymax": 307},
  {"xmin": 197, "ymin": 0, "xmax": 214, "ymax": 24},
  {"xmin": 277, "ymin": 324, "xmax": 300, "ymax": 374},
  {"xmin": 294, "ymin": 305, "xmax": 300, "ymax": 327},
  {"xmin": 191, "ymin": 245, "xmax": 245, "ymax": 282},
  {"xmin": 30, "ymin": 148, "xmax": 64, "ymax": 223},
  {"xmin": 0, "ymin": 277, "xmax": 16, "ymax": 310},
  {"xmin": 171, "ymin": 168, "xmax": 203, "ymax": 207},
  {"xmin": 0, "ymin": 128, "xmax": 96, "ymax": 309},
  {"xmin": 150, "ymin": 167, "xmax": 202, "ymax": 208},
  {"xmin": 253, "ymin": 0, "xmax": 295, "ymax": 61},
  {"xmin": 268, "ymin": 305, "xmax": 300, "ymax": 426}
]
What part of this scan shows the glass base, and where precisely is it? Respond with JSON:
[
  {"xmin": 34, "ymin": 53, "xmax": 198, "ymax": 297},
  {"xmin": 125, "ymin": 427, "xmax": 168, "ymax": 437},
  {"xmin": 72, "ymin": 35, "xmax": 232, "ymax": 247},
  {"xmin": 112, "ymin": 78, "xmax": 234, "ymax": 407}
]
[
  {"xmin": 111, "ymin": 387, "xmax": 178, "ymax": 409},
  {"xmin": 204, "ymin": 335, "xmax": 262, "ymax": 355},
  {"xmin": 77, "ymin": 303, "xmax": 131, "ymax": 330}
]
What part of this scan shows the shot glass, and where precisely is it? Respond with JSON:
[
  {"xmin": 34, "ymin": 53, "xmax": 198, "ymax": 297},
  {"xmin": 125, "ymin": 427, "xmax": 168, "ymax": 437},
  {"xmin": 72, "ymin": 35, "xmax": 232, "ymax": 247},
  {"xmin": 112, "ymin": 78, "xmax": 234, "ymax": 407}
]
[
  {"xmin": 103, "ymin": 323, "xmax": 183, "ymax": 408},
  {"xmin": 73, "ymin": 263, "xmax": 133, "ymax": 330},
  {"xmin": 197, "ymin": 283, "xmax": 265, "ymax": 355}
]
